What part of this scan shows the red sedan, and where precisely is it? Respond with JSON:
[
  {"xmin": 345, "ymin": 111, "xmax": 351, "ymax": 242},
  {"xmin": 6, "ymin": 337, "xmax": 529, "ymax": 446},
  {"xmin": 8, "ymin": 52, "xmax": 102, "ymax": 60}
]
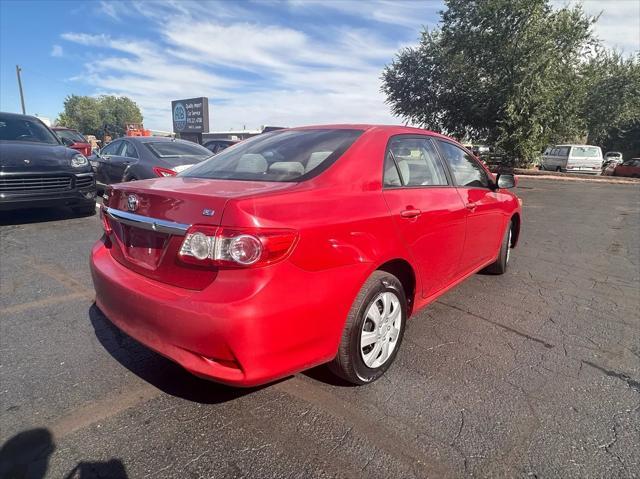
[
  {"xmin": 91, "ymin": 125, "xmax": 522, "ymax": 386},
  {"xmin": 52, "ymin": 127, "xmax": 92, "ymax": 157}
]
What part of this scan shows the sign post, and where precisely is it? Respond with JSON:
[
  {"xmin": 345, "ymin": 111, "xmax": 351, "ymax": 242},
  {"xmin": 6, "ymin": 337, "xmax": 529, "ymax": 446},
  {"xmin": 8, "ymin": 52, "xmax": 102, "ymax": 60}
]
[{"xmin": 171, "ymin": 97, "xmax": 209, "ymax": 143}]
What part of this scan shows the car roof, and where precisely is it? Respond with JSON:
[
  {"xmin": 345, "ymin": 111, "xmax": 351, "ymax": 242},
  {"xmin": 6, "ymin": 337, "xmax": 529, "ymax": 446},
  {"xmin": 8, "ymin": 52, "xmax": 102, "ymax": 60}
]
[
  {"xmin": 0, "ymin": 111, "xmax": 44, "ymax": 122},
  {"xmin": 120, "ymin": 136, "xmax": 192, "ymax": 144},
  {"xmin": 287, "ymin": 124, "xmax": 454, "ymax": 141},
  {"xmin": 553, "ymin": 144, "xmax": 600, "ymax": 148}
]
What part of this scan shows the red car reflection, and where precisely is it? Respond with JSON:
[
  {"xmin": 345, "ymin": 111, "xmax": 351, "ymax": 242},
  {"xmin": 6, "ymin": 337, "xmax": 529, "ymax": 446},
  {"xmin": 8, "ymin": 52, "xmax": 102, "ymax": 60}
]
[
  {"xmin": 52, "ymin": 127, "xmax": 92, "ymax": 157},
  {"xmin": 91, "ymin": 125, "xmax": 522, "ymax": 386}
]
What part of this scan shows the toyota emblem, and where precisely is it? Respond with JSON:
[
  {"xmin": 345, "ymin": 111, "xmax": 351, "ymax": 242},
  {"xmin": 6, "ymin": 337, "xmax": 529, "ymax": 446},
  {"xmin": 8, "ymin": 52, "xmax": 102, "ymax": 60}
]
[{"xmin": 127, "ymin": 194, "xmax": 139, "ymax": 212}]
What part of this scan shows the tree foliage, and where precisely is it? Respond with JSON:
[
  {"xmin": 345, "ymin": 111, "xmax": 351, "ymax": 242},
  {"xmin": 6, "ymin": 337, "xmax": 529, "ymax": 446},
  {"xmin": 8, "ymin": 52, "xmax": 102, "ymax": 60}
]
[
  {"xmin": 382, "ymin": 0, "xmax": 639, "ymax": 165},
  {"xmin": 57, "ymin": 95, "xmax": 143, "ymax": 139}
]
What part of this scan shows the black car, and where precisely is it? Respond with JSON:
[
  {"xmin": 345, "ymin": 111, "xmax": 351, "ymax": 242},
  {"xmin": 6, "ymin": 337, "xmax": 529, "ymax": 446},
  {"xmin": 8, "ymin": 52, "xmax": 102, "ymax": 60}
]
[
  {"xmin": 0, "ymin": 112, "xmax": 96, "ymax": 214},
  {"xmin": 90, "ymin": 136, "xmax": 212, "ymax": 189},
  {"xmin": 203, "ymin": 138, "xmax": 239, "ymax": 154}
]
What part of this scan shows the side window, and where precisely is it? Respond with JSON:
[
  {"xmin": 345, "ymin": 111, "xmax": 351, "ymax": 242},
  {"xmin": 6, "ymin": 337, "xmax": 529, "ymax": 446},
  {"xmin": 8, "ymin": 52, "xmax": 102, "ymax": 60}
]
[
  {"xmin": 437, "ymin": 140, "xmax": 490, "ymax": 188},
  {"xmin": 123, "ymin": 142, "xmax": 138, "ymax": 158},
  {"xmin": 383, "ymin": 137, "xmax": 449, "ymax": 187},
  {"xmin": 558, "ymin": 146, "xmax": 570, "ymax": 157},
  {"xmin": 101, "ymin": 140, "xmax": 122, "ymax": 156}
]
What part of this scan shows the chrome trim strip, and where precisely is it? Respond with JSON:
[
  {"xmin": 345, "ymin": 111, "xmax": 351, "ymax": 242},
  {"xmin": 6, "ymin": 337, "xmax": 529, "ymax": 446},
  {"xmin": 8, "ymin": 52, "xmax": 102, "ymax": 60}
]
[{"xmin": 104, "ymin": 207, "xmax": 190, "ymax": 236}]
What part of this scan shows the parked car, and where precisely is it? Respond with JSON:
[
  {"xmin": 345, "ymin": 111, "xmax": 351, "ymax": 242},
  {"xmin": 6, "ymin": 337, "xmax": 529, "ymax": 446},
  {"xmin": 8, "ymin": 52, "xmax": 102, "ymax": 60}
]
[
  {"xmin": 601, "ymin": 151, "xmax": 624, "ymax": 173},
  {"xmin": 539, "ymin": 144, "xmax": 603, "ymax": 174},
  {"xmin": 90, "ymin": 136, "xmax": 212, "ymax": 190},
  {"xmin": 611, "ymin": 158, "xmax": 640, "ymax": 178},
  {"xmin": 91, "ymin": 125, "xmax": 521, "ymax": 387},
  {"xmin": 52, "ymin": 127, "xmax": 92, "ymax": 157},
  {"xmin": 0, "ymin": 112, "xmax": 96, "ymax": 214},
  {"xmin": 203, "ymin": 139, "xmax": 239, "ymax": 154}
]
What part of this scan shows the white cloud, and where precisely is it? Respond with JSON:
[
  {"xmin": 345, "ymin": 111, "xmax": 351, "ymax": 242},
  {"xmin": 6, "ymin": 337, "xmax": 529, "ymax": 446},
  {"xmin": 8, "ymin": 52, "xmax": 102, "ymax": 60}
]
[
  {"xmin": 61, "ymin": 6, "xmax": 406, "ymax": 131},
  {"xmin": 50, "ymin": 44, "xmax": 63, "ymax": 57},
  {"xmin": 553, "ymin": 0, "xmax": 640, "ymax": 53},
  {"xmin": 61, "ymin": 1, "xmax": 637, "ymax": 132}
]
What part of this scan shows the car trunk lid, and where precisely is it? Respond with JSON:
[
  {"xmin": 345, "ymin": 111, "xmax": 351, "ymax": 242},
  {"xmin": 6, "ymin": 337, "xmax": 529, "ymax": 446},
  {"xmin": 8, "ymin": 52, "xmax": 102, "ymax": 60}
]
[{"xmin": 103, "ymin": 177, "xmax": 296, "ymax": 289}]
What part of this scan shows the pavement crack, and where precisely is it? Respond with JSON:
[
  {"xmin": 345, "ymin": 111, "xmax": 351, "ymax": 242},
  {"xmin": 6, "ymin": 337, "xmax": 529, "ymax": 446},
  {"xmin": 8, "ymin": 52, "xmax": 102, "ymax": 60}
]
[
  {"xmin": 450, "ymin": 409, "xmax": 465, "ymax": 446},
  {"xmin": 581, "ymin": 360, "xmax": 640, "ymax": 393},
  {"xmin": 438, "ymin": 302, "xmax": 555, "ymax": 349}
]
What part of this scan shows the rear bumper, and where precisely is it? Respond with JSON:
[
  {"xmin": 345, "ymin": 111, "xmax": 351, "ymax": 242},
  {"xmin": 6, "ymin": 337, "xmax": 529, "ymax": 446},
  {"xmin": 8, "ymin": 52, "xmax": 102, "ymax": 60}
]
[
  {"xmin": 90, "ymin": 239, "xmax": 369, "ymax": 386},
  {"xmin": 565, "ymin": 167, "xmax": 601, "ymax": 175}
]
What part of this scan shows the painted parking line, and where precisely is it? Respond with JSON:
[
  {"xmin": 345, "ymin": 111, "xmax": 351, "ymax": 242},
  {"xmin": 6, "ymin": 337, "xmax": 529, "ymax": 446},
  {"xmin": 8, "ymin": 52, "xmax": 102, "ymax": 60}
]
[{"xmin": 0, "ymin": 291, "xmax": 91, "ymax": 316}]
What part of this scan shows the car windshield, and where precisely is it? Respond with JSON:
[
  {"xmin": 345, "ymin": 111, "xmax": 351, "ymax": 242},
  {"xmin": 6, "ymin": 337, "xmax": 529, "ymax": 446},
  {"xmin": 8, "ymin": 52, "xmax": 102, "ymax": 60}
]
[
  {"xmin": 0, "ymin": 115, "xmax": 59, "ymax": 144},
  {"xmin": 144, "ymin": 141, "xmax": 212, "ymax": 158},
  {"xmin": 55, "ymin": 129, "xmax": 87, "ymax": 143},
  {"xmin": 181, "ymin": 129, "xmax": 363, "ymax": 182},
  {"xmin": 571, "ymin": 146, "xmax": 600, "ymax": 157}
]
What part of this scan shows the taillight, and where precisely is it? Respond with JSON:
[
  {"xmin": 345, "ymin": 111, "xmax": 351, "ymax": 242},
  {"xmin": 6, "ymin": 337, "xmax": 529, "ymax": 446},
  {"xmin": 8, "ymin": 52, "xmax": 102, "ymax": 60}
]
[
  {"xmin": 99, "ymin": 204, "xmax": 112, "ymax": 234},
  {"xmin": 153, "ymin": 166, "xmax": 177, "ymax": 177},
  {"xmin": 179, "ymin": 226, "xmax": 298, "ymax": 268}
]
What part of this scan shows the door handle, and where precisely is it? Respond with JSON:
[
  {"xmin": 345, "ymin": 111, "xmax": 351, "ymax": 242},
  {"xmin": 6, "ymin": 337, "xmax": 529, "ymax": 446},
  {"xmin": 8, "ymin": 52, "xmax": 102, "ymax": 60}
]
[
  {"xmin": 400, "ymin": 209, "xmax": 422, "ymax": 218},
  {"xmin": 466, "ymin": 202, "xmax": 478, "ymax": 211}
]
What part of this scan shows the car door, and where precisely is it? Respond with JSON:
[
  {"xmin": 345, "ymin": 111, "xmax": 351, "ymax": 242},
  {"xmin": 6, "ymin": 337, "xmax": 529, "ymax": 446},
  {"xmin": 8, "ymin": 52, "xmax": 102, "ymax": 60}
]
[
  {"xmin": 436, "ymin": 139, "xmax": 507, "ymax": 274},
  {"xmin": 94, "ymin": 140, "xmax": 123, "ymax": 186},
  {"xmin": 106, "ymin": 140, "xmax": 138, "ymax": 183},
  {"xmin": 382, "ymin": 136, "xmax": 467, "ymax": 297}
]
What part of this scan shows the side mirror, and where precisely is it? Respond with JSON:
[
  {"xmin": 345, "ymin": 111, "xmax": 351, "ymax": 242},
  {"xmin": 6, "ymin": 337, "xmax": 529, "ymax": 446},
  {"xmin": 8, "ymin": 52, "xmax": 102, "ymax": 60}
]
[
  {"xmin": 496, "ymin": 173, "xmax": 516, "ymax": 189},
  {"xmin": 61, "ymin": 137, "xmax": 74, "ymax": 147}
]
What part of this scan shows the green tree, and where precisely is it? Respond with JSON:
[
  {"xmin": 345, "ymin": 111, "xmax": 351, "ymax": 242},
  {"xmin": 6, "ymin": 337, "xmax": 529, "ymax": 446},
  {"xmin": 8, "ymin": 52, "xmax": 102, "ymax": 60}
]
[
  {"xmin": 581, "ymin": 51, "xmax": 640, "ymax": 157},
  {"xmin": 56, "ymin": 95, "xmax": 143, "ymax": 139},
  {"xmin": 382, "ymin": 0, "xmax": 598, "ymax": 166}
]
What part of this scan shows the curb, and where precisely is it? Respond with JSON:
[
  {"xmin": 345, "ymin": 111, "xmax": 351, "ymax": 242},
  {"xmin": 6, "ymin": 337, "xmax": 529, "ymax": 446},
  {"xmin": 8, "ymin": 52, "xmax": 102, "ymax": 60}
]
[{"xmin": 513, "ymin": 169, "xmax": 640, "ymax": 185}]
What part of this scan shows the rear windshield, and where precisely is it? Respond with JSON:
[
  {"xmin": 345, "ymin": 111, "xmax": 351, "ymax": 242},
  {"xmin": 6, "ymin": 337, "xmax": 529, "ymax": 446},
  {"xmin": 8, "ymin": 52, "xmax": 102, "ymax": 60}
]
[
  {"xmin": 181, "ymin": 129, "xmax": 363, "ymax": 182},
  {"xmin": 55, "ymin": 129, "xmax": 87, "ymax": 143},
  {"xmin": 571, "ymin": 146, "xmax": 600, "ymax": 158},
  {"xmin": 144, "ymin": 141, "xmax": 212, "ymax": 158},
  {"xmin": 0, "ymin": 115, "xmax": 59, "ymax": 144}
]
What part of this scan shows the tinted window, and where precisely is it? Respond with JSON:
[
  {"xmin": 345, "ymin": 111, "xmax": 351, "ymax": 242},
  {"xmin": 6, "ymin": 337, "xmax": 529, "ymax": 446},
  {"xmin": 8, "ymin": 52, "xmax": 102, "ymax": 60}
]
[
  {"xmin": 182, "ymin": 129, "xmax": 363, "ymax": 182},
  {"xmin": 145, "ymin": 141, "xmax": 211, "ymax": 158},
  {"xmin": 101, "ymin": 141, "xmax": 123, "ymax": 156},
  {"xmin": 384, "ymin": 137, "xmax": 448, "ymax": 187},
  {"xmin": 557, "ymin": 147, "xmax": 570, "ymax": 156},
  {"xmin": 123, "ymin": 142, "xmax": 138, "ymax": 158},
  {"xmin": 0, "ymin": 115, "xmax": 59, "ymax": 144},
  {"xmin": 437, "ymin": 140, "xmax": 489, "ymax": 188},
  {"xmin": 55, "ymin": 129, "xmax": 86, "ymax": 143}
]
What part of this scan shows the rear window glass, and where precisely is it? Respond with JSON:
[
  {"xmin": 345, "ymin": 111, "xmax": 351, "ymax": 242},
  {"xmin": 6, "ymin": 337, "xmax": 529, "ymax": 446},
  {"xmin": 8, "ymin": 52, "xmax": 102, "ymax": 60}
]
[
  {"xmin": 145, "ymin": 141, "xmax": 211, "ymax": 158},
  {"xmin": 181, "ymin": 129, "xmax": 363, "ymax": 182},
  {"xmin": 55, "ymin": 129, "xmax": 86, "ymax": 143},
  {"xmin": 571, "ymin": 146, "xmax": 600, "ymax": 157}
]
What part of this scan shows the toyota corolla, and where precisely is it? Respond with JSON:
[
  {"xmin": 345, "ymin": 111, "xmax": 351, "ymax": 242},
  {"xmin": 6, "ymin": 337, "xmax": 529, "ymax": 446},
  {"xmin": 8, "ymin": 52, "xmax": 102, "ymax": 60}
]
[{"xmin": 91, "ymin": 125, "xmax": 521, "ymax": 386}]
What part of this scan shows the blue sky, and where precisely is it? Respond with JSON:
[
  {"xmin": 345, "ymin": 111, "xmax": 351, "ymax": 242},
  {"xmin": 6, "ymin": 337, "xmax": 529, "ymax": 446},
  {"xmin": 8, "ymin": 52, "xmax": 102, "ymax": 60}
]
[{"xmin": 1, "ymin": 0, "xmax": 638, "ymax": 132}]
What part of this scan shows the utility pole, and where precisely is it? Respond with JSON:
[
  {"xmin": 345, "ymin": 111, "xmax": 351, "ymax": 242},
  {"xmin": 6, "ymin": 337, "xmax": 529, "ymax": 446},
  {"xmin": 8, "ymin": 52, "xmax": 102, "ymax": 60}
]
[{"xmin": 16, "ymin": 65, "xmax": 26, "ymax": 114}]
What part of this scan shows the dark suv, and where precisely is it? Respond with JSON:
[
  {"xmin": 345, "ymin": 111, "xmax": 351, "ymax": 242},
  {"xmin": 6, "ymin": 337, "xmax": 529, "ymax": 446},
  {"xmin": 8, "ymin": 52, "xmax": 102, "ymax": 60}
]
[{"xmin": 0, "ymin": 112, "xmax": 96, "ymax": 214}]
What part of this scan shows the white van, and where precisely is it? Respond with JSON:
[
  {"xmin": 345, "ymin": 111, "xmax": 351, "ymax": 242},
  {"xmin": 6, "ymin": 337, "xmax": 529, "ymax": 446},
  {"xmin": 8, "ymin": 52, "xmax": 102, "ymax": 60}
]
[{"xmin": 540, "ymin": 144, "xmax": 603, "ymax": 174}]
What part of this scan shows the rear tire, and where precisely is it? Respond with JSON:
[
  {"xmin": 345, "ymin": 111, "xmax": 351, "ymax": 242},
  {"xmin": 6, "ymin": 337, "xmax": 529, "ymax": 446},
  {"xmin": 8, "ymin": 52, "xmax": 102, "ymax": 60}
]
[
  {"xmin": 329, "ymin": 271, "xmax": 407, "ymax": 385},
  {"xmin": 483, "ymin": 220, "xmax": 513, "ymax": 275}
]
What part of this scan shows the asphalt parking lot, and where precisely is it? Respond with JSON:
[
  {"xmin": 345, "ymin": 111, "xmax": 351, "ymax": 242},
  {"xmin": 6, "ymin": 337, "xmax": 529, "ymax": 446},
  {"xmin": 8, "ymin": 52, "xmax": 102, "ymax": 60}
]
[{"xmin": 1, "ymin": 177, "xmax": 639, "ymax": 478}]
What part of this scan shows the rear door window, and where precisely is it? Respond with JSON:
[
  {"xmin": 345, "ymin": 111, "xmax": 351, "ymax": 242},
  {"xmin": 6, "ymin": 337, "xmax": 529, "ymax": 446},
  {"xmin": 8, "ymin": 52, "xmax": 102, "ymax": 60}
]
[{"xmin": 384, "ymin": 137, "xmax": 449, "ymax": 187}]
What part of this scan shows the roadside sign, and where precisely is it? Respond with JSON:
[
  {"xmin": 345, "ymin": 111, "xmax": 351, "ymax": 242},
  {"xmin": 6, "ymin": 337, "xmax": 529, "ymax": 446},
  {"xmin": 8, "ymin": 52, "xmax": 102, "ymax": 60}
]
[{"xmin": 171, "ymin": 97, "xmax": 209, "ymax": 133}]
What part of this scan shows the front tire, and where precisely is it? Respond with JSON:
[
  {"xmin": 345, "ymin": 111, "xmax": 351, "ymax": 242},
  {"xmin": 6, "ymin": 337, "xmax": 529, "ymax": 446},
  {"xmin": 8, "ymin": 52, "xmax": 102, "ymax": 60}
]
[
  {"xmin": 329, "ymin": 271, "xmax": 407, "ymax": 385},
  {"xmin": 483, "ymin": 220, "xmax": 513, "ymax": 275}
]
